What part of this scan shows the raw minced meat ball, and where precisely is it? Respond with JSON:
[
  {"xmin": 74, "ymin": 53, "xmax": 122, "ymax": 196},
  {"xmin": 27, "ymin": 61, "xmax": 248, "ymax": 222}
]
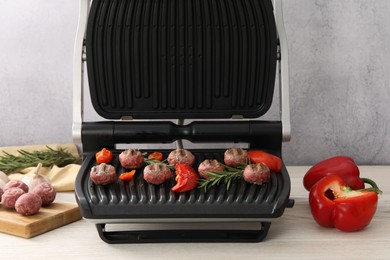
[
  {"xmin": 243, "ymin": 163, "xmax": 270, "ymax": 185},
  {"xmin": 143, "ymin": 164, "xmax": 172, "ymax": 185},
  {"xmin": 167, "ymin": 149, "xmax": 195, "ymax": 166},
  {"xmin": 3, "ymin": 179, "xmax": 29, "ymax": 193},
  {"xmin": 198, "ymin": 159, "xmax": 224, "ymax": 179},
  {"xmin": 90, "ymin": 163, "xmax": 117, "ymax": 185},
  {"xmin": 15, "ymin": 193, "xmax": 42, "ymax": 216},
  {"xmin": 1, "ymin": 187, "xmax": 26, "ymax": 209},
  {"xmin": 119, "ymin": 149, "xmax": 144, "ymax": 169},
  {"xmin": 224, "ymin": 148, "xmax": 249, "ymax": 167},
  {"xmin": 32, "ymin": 182, "xmax": 56, "ymax": 206}
]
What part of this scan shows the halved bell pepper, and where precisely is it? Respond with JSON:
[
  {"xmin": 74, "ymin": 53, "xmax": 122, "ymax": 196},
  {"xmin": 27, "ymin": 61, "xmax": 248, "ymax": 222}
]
[
  {"xmin": 171, "ymin": 164, "xmax": 199, "ymax": 192},
  {"xmin": 309, "ymin": 174, "xmax": 381, "ymax": 232},
  {"xmin": 303, "ymin": 156, "xmax": 364, "ymax": 191}
]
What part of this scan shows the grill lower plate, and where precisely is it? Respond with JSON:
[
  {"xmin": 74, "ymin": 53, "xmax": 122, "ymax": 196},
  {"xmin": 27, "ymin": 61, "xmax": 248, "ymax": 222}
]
[{"xmin": 75, "ymin": 149, "xmax": 293, "ymax": 243}]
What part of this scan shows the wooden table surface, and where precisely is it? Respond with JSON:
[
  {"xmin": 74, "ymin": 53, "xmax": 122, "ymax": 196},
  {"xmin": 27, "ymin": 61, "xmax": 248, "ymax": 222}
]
[{"xmin": 1, "ymin": 166, "xmax": 389, "ymax": 259}]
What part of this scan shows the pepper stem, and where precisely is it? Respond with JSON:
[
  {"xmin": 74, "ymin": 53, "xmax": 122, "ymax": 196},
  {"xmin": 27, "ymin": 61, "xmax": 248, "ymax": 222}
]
[{"xmin": 361, "ymin": 177, "xmax": 383, "ymax": 195}]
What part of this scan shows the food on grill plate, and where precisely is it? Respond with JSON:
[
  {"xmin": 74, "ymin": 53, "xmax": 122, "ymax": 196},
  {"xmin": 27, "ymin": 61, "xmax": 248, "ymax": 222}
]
[
  {"xmin": 167, "ymin": 149, "xmax": 195, "ymax": 166},
  {"xmin": 119, "ymin": 148, "xmax": 145, "ymax": 169},
  {"xmin": 90, "ymin": 163, "xmax": 117, "ymax": 185},
  {"xmin": 143, "ymin": 164, "xmax": 172, "ymax": 185},
  {"xmin": 32, "ymin": 182, "xmax": 56, "ymax": 206},
  {"xmin": 119, "ymin": 170, "xmax": 136, "ymax": 181},
  {"xmin": 198, "ymin": 159, "xmax": 224, "ymax": 179},
  {"xmin": 95, "ymin": 148, "xmax": 114, "ymax": 164},
  {"xmin": 172, "ymin": 164, "xmax": 199, "ymax": 192},
  {"xmin": 3, "ymin": 179, "xmax": 29, "ymax": 193},
  {"xmin": 248, "ymin": 150, "xmax": 282, "ymax": 173},
  {"xmin": 15, "ymin": 193, "xmax": 42, "ymax": 216},
  {"xmin": 1, "ymin": 187, "xmax": 26, "ymax": 209},
  {"xmin": 224, "ymin": 148, "xmax": 249, "ymax": 167},
  {"xmin": 243, "ymin": 163, "xmax": 271, "ymax": 185}
]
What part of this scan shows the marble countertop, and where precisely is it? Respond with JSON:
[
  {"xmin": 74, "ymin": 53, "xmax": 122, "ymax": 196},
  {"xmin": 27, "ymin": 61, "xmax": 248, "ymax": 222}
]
[{"xmin": 1, "ymin": 166, "xmax": 389, "ymax": 259}]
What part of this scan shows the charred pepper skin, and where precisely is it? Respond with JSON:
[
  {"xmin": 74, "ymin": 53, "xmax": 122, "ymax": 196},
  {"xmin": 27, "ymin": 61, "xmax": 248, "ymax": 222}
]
[
  {"xmin": 309, "ymin": 174, "xmax": 380, "ymax": 232},
  {"xmin": 303, "ymin": 156, "xmax": 364, "ymax": 191}
]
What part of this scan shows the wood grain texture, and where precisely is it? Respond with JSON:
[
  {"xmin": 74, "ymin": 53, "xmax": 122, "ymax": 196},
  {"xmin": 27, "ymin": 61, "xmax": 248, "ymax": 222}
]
[{"xmin": 0, "ymin": 201, "xmax": 81, "ymax": 238}]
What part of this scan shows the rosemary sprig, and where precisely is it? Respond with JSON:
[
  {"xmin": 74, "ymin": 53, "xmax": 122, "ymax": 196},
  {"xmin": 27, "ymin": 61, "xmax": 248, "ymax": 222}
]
[
  {"xmin": 142, "ymin": 152, "xmax": 175, "ymax": 170},
  {"xmin": 0, "ymin": 146, "xmax": 81, "ymax": 174},
  {"xmin": 198, "ymin": 164, "xmax": 245, "ymax": 192}
]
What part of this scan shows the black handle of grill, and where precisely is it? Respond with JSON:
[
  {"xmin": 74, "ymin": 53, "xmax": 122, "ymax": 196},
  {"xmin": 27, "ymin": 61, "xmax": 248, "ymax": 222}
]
[{"xmin": 81, "ymin": 120, "xmax": 282, "ymax": 154}]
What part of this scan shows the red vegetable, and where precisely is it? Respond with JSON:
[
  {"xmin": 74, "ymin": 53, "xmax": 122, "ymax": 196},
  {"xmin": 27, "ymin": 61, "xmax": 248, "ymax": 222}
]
[
  {"xmin": 148, "ymin": 152, "xmax": 163, "ymax": 162},
  {"xmin": 248, "ymin": 150, "xmax": 282, "ymax": 173},
  {"xmin": 309, "ymin": 174, "xmax": 381, "ymax": 232},
  {"xmin": 95, "ymin": 148, "xmax": 113, "ymax": 164},
  {"xmin": 303, "ymin": 156, "xmax": 364, "ymax": 191},
  {"xmin": 171, "ymin": 164, "xmax": 199, "ymax": 193},
  {"xmin": 119, "ymin": 170, "xmax": 136, "ymax": 181}
]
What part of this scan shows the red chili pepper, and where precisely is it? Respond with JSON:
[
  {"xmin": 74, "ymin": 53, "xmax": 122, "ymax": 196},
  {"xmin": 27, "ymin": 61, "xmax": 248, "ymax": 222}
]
[
  {"xmin": 309, "ymin": 174, "xmax": 381, "ymax": 232},
  {"xmin": 148, "ymin": 152, "xmax": 163, "ymax": 161},
  {"xmin": 248, "ymin": 150, "xmax": 282, "ymax": 173},
  {"xmin": 119, "ymin": 170, "xmax": 136, "ymax": 181},
  {"xmin": 303, "ymin": 156, "xmax": 364, "ymax": 191},
  {"xmin": 95, "ymin": 148, "xmax": 114, "ymax": 164},
  {"xmin": 171, "ymin": 164, "xmax": 199, "ymax": 192}
]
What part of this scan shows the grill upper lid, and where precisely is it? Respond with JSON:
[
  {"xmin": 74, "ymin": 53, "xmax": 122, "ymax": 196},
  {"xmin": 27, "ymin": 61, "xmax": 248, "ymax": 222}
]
[{"xmin": 86, "ymin": 0, "xmax": 278, "ymax": 119}]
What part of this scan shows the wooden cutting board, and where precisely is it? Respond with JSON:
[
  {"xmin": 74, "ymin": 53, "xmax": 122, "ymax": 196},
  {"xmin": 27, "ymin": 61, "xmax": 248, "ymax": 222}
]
[{"xmin": 0, "ymin": 201, "xmax": 81, "ymax": 238}]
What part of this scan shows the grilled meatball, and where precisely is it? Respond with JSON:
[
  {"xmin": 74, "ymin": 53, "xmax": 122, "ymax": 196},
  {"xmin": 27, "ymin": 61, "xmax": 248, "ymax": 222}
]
[
  {"xmin": 32, "ymin": 182, "xmax": 56, "ymax": 206},
  {"xmin": 167, "ymin": 149, "xmax": 195, "ymax": 166},
  {"xmin": 143, "ymin": 164, "xmax": 172, "ymax": 185},
  {"xmin": 243, "ymin": 163, "xmax": 270, "ymax": 185},
  {"xmin": 15, "ymin": 193, "xmax": 42, "ymax": 216},
  {"xmin": 119, "ymin": 149, "xmax": 145, "ymax": 169},
  {"xmin": 3, "ymin": 179, "xmax": 29, "ymax": 193},
  {"xmin": 90, "ymin": 163, "xmax": 117, "ymax": 185},
  {"xmin": 1, "ymin": 187, "xmax": 26, "ymax": 209},
  {"xmin": 224, "ymin": 148, "xmax": 249, "ymax": 167},
  {"xmin": 198, "ymin": 159, "xmax": 224, "ymax": 179}
]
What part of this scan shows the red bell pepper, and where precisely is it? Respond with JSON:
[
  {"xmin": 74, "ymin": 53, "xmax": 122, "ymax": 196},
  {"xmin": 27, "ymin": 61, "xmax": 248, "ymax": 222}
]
[
  {"xmin": 148, "ymin": 152, "xmax": 163, "ymax": 162},
  {"xmin": 119, "ymin": 170, "xmax": 136, "ymax": 181},
  {"xmin": 171, "ymin": 164, "xmax": 199, "ymax": 192},
  {"xmin": 303, "ymin": 156, "xmax": 364, "ymax": 191},
  {"xmin": 95, "ymin": 148, "xmax": 114, "ymax": 164},
  {"xmin": 248, "ymin": 150, "xmax": 282, "ymax": 173},
  {"xmin": 309, "ymin": 174, "xmax": 381, "ymax": 232}
]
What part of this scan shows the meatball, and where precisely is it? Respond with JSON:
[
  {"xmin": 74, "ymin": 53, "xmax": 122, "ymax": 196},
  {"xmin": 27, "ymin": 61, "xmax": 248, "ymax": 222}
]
[
  {"xmin": 15, "ymin": 193, "xmax": 42, "ymax": 216},
  {"xmin": 243, "ymin": 163, "xmax": 271, "ymax": 185},
  {"xmin": 32, "ymin": 182, "xmax": 56, "ymax": 206},
  {"xmin": 167, "ymin": 149, "xmax": 195, "ymax": 166},
  {"xmin": 224, "ymin": 148, "xmax": 249, "ymax": 167},
  {"xmin": 119, "ymin": 149, "xmax": 144, "ymax": 169},
  {"xmin": 3, "ymin": 179, "xmax": 29, "ymax": 193},
  {"xmin": 1, "ymin": 187, "xmax": 26, "ymax": 209},
  {"xmin": 90, "ymin": 163, "xmax": 117, "ymax": 185},
  {"xmin": 143, "ymin": 164, "xmax": 172, "ymax": 185},
  {"xmin": 198, "ymin": 159, "xmax": 224, "ymax": 179}
]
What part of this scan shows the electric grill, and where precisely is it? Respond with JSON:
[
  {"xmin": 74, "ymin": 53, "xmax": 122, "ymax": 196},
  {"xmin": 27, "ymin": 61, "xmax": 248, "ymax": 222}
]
[{"xmin": 73, "ymin": 0, "xmax": 293, "ymax": 243}]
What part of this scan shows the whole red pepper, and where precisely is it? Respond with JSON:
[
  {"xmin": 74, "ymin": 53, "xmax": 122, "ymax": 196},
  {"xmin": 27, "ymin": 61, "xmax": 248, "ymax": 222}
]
[
  {"xmin": 309, "ymin": 174, "xmax": 381, "ymax": 232},
  {"xmin": 171, "ymin": 164, "xmax": 199, "ymax": 193},
  {"xmin": 303, "ymin": 156, "xmax": 364, "ymax": 191}
]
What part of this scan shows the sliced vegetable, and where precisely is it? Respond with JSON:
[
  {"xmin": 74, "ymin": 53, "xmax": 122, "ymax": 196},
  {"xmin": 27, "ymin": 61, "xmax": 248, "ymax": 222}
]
[
  {"xmin": 309, "ymin": 174, "xmax": 381, "ymax": 232},
  {"xmin": 303, "ymin": 156, "xmax": 364, "ymax": 191},
  {"xmin": 95, "ymin": 148, "xmax": 113, "ymax": 164},
  {"xmin": 148, "ymin": 152, "xmax": 163, "ymax": 162},
  {"xmin": 171, "ymin": 164, "xmax": 199, "ymax": 192},
  {"xmin": 119, "ymin": 170, "xmax": 136, "ymax": 181},
  {"xmin": 248, "ymin": 150, "xmax": 282, "ymax": 173}
]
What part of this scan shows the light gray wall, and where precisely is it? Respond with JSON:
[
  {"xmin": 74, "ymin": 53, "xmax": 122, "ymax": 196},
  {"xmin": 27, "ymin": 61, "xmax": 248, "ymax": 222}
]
[{"xmin": 1, "ymin": 0, "xmax": 389, "ymax": 166}]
